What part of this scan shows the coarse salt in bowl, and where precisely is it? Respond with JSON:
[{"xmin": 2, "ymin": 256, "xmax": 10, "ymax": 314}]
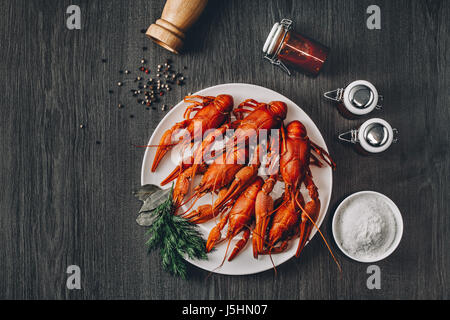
[{"xmin": 332, "ymin": 191, "xmax": 404, "ymax": 263}]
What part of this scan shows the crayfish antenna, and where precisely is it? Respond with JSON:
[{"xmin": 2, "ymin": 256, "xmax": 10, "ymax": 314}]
[
  {"xmin": 269, "ymin": 249, "xmax": 278, "ymax": 277},
  {"xmin": 132, "ymin": 142, "xmax": 180, "ymax": 148},
  {"xmin": 178, "ymin": 192, "xmax": 202, "ymax": 216},
  {"xmin": 294, "ymin": 196, "xmax": 342, "ymax": 273},
  {"xmin": 217, "ymin": 237, "xmax": 233, "ymax": 269},
  {"xmin": 177, "ymin": 190, "xmax": 197, "ymax": 208}
]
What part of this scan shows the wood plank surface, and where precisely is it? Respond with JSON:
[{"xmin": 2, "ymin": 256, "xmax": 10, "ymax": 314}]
[{"xmin": 0, "ymin": 0, "xmax": 448, "ymax": 299}]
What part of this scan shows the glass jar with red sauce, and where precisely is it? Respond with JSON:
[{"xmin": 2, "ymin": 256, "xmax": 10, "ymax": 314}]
[{"xmin": 263, "ymin": 19, "xmax": 330, "ymax": 76}]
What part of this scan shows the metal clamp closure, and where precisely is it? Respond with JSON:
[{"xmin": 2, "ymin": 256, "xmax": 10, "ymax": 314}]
[
  {"xmin": 263, "ymin": 19, "xmax": 293, "ymax": 76},
  {"xmin": 338, "ymin": 129, "xmax": 359, "ymax": 144},
  {"xmin": 324, "ymin": 88, "xmax": 345, "ymax": 103},
  {"xmin": 392, "ymin": 128, "xmax": 399, "ymax": 143},
  {"xmin": 375, "ymin": 95, "xmax": 384, "ymax": 110}
]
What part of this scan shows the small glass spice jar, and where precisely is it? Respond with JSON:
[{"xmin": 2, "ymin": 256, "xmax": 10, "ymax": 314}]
[
  {"xmin": 263, "ymin": 19, "xmax": 330, "ymax": 76},
  {"xmin": 339, "ymin": 118, "xmax": 399, "ymax": 154},
  {"xmin": 324, "ymin": 80, "xmax": 383, "ymax": 119}
]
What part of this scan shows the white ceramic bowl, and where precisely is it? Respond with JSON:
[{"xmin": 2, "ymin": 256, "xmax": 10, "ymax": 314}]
[{"xmin": 332, "ymin": 191, "xmax": 403, "ymax": 263}]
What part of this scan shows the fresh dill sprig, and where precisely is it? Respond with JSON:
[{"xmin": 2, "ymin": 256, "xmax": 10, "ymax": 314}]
[{"xmin": 144, "ymin": 191, "xmax": 208, "ymax": 279}]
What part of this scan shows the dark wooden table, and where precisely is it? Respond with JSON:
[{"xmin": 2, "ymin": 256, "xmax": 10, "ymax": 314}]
[{"xmin": 0, "ymin": 0, "xmax": 448, "ymax": 300}]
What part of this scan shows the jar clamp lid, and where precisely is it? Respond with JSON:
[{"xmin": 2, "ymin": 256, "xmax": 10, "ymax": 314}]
[
  {"xmin": 263, "ymin": 19, "xmax": 293, "ymax": 75},
  {"xmin": 339, "ymin": 118, "xmax": 399, "ymax": 153},
  {"xmin": 324, "ymin": 80, "xmax": 383, "ymax": 116}
]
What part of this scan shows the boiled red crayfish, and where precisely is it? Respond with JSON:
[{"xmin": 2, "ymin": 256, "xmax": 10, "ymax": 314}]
[
  {"xmin": 151, "ymin": 94, "xmax": 234, "ymax": 173},
  {"xmin": 252, "ymin": 121, "xmax": 340, "ymax": 270},
  {"xmin": 206, "ymin": 177, "xmax": 264, "ymax": 262},
  {"xmin": 178, "ymin": 99, "xmax": 287, "ymax": 218}
]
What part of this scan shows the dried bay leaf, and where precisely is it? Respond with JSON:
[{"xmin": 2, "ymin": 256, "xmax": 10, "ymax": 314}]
[
  {"xmin": 134, "ymin": 185, "xmax": 172, "ymax": 227},
  {"xmin": 136, "ymin": 212, "xmax": 157, "ymax": 227},
  {"xmin": 133, "ymin": 184, "xmax": 162, "ymax": 201},
  {"xmin": 139, "ymin": 188, "xmax": 172, "ymax": 213}
]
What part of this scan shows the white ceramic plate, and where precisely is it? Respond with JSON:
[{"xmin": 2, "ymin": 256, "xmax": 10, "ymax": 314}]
[
  {"xmin": 141, "ymin": 83, "xmax": 333, "ymax": 275},
  {"xmin": 332, "ymin": 191, "xmax": 403, "ymax": 263}
]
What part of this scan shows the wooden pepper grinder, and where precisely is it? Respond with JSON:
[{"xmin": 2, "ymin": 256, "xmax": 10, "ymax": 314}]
[{"xmin": 146, "ymin": 0, "xmax": 208, "ymax": 54}]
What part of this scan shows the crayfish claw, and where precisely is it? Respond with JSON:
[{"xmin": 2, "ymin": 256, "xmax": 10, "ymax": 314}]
[
  {"xmin": 252, "ymin": 176, "xmax": 277, "ymax": 258},
  {"xmin": 206, "ymin": 226, "xmax": 222, "ymax": 252},
  {"xmin": 206, "ymin": 213, "xmax": 229, "ymax": 252},
  {"xmin": 184, "ymin": 204, "xmax": 214, "ymax": 224},
  {"xmin": 161, "ymin": 164, "xmax": 183, "ymax": 186},
  {"xmin": 151, "ymin": 120, "xmax": 189, "ymax": 172},
  {"xmin": 228, "ymin": 229, "xmax": 251, "ymax": 261}
]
